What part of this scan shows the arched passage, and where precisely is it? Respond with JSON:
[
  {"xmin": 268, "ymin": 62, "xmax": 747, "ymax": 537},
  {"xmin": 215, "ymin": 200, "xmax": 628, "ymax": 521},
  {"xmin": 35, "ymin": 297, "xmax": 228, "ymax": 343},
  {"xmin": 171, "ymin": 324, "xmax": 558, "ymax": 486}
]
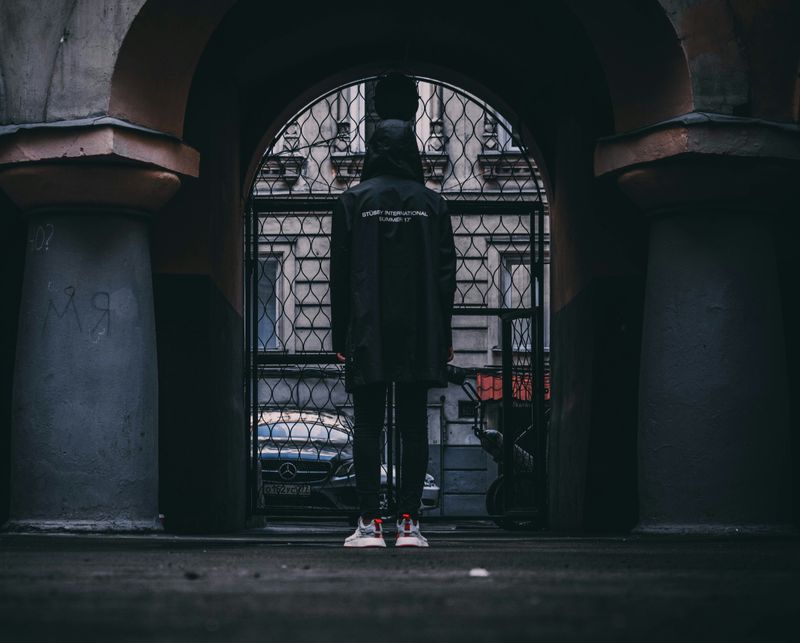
[
  {"xmin": 2, "ymin": 1, "xmax": 795, "ymax": 535},
  {"xmin": 110, "ymin": 0, "xmax": 690, "ymax": 533}
]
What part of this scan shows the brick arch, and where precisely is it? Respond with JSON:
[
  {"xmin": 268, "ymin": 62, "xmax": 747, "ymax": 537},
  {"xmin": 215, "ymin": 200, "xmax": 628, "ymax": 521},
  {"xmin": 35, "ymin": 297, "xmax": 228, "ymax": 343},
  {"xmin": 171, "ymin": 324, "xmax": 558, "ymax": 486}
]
[
  {"xmin": 657, "ymin": 0, "xmax": 800, "ymax": 122},
  {"xmin": 563, "ymin": 0, "xmax": 693, "ymax": 131},
  {"xmin": 114, "ymin": 0, "xmax": 694, "ymax": 534},
  {"xmin": 109, "ymin": 0, "xmax": 237, "ymax": 137},
  {"xmin": 109, "ymin": 0, "xmax": 693, "ymax": 142}
]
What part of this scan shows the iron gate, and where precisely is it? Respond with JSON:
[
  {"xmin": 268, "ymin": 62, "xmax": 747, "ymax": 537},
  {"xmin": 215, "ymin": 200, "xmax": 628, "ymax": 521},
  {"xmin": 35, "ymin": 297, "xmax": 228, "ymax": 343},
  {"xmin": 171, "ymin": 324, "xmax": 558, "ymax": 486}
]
[{"xmin": 245, "ymin": 75, "xmax": 548, "ymax": 526}]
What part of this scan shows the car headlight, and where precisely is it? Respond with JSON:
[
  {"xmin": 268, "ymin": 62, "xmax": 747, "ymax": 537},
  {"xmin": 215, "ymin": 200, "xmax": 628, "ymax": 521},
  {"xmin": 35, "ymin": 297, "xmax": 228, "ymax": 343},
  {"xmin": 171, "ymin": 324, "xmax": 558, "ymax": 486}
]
[{"xmin": 334, "ymin": 461, "xmax": 355, "ymax": 479}]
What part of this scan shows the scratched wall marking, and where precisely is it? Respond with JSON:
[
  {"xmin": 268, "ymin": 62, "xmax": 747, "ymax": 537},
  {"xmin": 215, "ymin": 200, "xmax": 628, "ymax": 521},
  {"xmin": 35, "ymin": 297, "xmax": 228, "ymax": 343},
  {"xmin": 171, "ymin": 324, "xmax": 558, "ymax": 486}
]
[
  {"xmin": 41, "ymin": 286, "xmax": 112, "ymax": 342},
  {"xmin": 29, "ymin": 224, "xmax": 54, "ymax": 253}
]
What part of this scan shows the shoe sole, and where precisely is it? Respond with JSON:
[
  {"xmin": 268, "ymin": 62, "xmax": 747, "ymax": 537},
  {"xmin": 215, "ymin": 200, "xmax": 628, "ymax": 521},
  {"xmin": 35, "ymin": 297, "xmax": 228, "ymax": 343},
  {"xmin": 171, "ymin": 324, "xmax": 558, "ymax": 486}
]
[
  {"xmin": 343, "ymin": 537, "xmax": 387, "ymax": 548},
  {"xmin": 395, "ymin": 536, "xmax": 429, "ymax": 547}
]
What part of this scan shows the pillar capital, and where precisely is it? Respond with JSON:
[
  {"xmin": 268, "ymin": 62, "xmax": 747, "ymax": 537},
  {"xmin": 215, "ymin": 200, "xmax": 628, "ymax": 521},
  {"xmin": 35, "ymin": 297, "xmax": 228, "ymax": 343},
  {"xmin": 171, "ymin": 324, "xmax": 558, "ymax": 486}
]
[
  {"xmin": 594, "ymin": 113, "xmax": 800, "ymax": 212},
  {"xmin": 0, "ymin": 118, "xmax": 199, "ymax": 213},
  {"xmin": 0, "ymin": 164, "xmax": 182, "ymax": 214}
]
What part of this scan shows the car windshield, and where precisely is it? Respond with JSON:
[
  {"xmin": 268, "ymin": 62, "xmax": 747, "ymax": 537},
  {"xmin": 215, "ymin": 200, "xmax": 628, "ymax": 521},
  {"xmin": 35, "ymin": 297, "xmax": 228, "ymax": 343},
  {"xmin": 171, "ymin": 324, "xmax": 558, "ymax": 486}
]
[{"xmin": 257, "ymin": 421, "xmax": 350, "ymax": 445}]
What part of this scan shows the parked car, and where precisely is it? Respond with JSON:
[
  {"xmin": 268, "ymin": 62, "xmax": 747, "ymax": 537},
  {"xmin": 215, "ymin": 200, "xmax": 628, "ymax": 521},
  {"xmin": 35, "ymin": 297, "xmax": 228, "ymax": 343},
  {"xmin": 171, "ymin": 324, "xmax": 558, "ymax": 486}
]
[{"xmin": 254, "ymin": 408, "xmax": 440, "ymax": 515}]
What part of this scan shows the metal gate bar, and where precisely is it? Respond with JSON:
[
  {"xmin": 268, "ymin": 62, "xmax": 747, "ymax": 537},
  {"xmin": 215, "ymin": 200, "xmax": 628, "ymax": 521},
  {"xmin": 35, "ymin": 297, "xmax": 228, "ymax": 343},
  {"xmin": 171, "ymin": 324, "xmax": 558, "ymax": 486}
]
[
  {"xmin": 501, "ymin": 315, "xmax": 515, "ymax": 510},
  {"xmin": 386, "ymin": 382, "xmax": 394, "ymax": 516},
  {"xmin": 252, "ymin": 199, "xmax": 539, "ymax": 216},
  {"xmin": 535, "ymin": 193, "xmax": 547, "ymax": 515}
]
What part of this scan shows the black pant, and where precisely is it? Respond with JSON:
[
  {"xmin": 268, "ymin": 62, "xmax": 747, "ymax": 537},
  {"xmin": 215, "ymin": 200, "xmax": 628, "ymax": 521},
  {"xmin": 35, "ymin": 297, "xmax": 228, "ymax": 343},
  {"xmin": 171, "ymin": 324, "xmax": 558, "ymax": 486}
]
[{"xmin": 352, "ymin": 381, "xmax": 429, "ymax": 521}]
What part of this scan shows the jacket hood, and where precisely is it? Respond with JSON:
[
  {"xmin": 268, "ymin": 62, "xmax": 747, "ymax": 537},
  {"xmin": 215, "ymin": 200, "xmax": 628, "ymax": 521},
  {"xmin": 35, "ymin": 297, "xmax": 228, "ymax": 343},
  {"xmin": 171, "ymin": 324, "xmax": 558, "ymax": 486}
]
[{"xmin": 361, "ymin": 119, "xmax": 424, "ymax": 183}]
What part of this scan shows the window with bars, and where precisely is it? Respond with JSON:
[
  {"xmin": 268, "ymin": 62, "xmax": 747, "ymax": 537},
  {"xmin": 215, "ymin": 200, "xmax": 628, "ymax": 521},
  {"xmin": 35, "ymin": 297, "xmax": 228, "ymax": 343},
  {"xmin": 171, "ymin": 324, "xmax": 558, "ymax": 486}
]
[
  {"xmin": 500, "ymin": 253, "xmax": 532, "ymax": 351},
  {"xmin": 496, "ymin": 113, "xmax": 523, "ymax": 151},
  {"xmin": 257, "ymin": 256, "xmax": 279, "ymax": 350},
  {"xmin": 458, "ymin": 399, "xmax": 478, "ymax": 419}
]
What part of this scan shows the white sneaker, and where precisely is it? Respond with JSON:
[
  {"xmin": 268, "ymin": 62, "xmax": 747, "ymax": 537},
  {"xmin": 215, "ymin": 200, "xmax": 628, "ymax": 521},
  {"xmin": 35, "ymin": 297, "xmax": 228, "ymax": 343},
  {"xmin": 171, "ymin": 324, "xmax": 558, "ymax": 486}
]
[
  {"xmin": 395, "ymin": 513, "xmax": 429, "ymax": 547},
  {"xmin": 343, "ymin": 516, "xmax": 387, "ymax": 548}
]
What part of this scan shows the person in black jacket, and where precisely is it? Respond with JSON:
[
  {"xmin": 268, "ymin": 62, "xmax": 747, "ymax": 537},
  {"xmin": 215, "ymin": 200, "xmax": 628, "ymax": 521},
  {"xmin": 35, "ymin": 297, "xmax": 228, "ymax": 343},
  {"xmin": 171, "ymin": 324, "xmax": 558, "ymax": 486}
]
[{"xmin": 331, "ymin": 74, "xmax": 456, "ymax": 547}]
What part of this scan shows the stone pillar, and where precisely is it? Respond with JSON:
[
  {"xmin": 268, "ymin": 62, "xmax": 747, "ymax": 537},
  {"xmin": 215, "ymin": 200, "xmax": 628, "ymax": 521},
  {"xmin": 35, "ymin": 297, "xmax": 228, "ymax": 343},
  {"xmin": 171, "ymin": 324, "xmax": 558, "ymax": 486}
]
[
  {"xmin": 0, "ymin": 162, "xmax": 183, "ymax": 531},
  {"xmin": 636, "ymin": 204, "xmax": 790, "ymax": 532},
  {"xmin": 596, "ymin": 117, "xmax": 799, "ymax": 534}
]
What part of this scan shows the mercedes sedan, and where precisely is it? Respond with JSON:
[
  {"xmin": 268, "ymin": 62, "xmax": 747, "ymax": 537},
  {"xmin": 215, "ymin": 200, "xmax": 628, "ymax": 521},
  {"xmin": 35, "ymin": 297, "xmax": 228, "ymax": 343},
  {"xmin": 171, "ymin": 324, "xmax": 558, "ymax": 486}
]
[{"xmin": 255, "ymin": 409, "xmax": 440, "ymax": 516}]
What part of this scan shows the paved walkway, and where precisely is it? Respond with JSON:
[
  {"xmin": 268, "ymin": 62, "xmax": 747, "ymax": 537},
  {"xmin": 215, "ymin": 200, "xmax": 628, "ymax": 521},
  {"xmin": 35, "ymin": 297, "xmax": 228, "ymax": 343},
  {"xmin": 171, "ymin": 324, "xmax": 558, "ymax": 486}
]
[{"xmin": 1, "ymin": 522, "xmax": 798, "ymax": 642}]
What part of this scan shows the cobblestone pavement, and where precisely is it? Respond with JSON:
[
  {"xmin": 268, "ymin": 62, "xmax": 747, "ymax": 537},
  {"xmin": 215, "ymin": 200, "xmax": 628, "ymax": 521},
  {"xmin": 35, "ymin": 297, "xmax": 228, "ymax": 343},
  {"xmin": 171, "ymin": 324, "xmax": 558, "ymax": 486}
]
[{"xmin": 1, "ymin": 522, "xmax": 798, "ymax": 642}]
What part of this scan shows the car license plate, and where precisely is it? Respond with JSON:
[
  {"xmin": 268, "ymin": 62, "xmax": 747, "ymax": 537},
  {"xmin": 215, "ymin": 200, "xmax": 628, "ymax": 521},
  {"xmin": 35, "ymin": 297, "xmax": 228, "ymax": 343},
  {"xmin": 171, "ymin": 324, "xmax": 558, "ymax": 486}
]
[{"xmin": 263, "ymin": 483, "xmax": 311, "ymax": 497}]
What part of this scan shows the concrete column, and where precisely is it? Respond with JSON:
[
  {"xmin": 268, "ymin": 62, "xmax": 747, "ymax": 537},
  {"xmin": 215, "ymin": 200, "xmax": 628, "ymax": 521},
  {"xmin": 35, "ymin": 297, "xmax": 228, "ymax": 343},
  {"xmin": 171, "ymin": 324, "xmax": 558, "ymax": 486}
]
[
  {"xmin": 0, "ymin": 163, "xmax": 182, "ymax": 531},
  {"xmin": 595, "ymin": 118, "xmax": 800, "ymax": 534},
  {"xmin": 9, "ymin": 209, "xmax": 159, "ymax": 530},
  {"xmin": 636, "ymin": 206, "xmax": 791, "ymax": 533}
]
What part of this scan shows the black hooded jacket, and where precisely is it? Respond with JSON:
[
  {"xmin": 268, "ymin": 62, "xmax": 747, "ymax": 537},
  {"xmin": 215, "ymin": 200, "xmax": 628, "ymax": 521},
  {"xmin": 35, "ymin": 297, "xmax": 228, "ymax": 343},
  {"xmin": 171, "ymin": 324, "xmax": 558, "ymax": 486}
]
[{"xmin": 330, "ymin": 119, "xmax": 457, "ymax": 392}]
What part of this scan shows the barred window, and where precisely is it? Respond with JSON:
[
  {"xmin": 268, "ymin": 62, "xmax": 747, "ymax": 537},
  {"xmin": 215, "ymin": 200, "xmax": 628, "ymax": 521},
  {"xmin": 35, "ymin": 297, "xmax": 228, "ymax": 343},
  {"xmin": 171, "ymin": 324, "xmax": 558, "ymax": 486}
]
[
  {"xmin": 500, "ymin": 253, "xmax": 532, "ymax": 351},
  {"xmin": 258, "ymin": 256, "xmax": 279, "ymax": 350}
]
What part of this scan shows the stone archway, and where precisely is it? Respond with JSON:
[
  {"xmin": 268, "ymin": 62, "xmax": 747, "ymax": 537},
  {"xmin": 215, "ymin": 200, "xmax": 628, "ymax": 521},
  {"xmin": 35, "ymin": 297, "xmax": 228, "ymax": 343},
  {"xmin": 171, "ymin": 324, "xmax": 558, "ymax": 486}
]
[
  {"xmin": 1, "ymin": 0, "xmax": 692, "ymax": 533},
  {"xmin": 127, "ymin": 0, "xmax": 692, "ymax": 533},
  {"xmin": 4, "ymin": 0, "xmax": 795, "ymax": 534}
]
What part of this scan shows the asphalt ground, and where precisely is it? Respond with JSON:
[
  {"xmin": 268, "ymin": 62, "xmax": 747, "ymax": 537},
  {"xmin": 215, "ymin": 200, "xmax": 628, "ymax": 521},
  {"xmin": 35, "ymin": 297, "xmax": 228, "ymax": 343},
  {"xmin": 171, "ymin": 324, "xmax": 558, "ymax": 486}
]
[{"xmin": 1, "ymin": 521, "xmax": 798, "ymax": 643}]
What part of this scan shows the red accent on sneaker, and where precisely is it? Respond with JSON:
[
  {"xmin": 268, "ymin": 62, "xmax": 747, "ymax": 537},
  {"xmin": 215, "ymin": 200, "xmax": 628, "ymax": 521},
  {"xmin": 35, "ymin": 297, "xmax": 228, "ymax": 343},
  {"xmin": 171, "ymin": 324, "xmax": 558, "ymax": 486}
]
[{"xmin": 373, "ymin": 518, "xmax": 382, "ymax": 535}]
